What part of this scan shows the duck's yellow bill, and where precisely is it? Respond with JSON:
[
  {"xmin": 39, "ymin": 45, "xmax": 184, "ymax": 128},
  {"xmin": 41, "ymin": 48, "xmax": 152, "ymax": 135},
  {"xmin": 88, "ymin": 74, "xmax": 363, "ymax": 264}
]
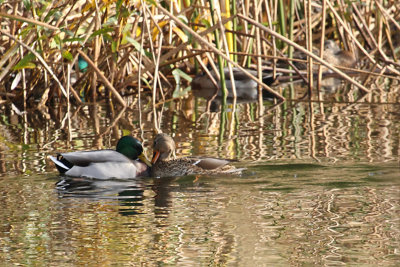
[{"xmin": 138, "ymin": 153, "xmax": 152, "ymax": 167}]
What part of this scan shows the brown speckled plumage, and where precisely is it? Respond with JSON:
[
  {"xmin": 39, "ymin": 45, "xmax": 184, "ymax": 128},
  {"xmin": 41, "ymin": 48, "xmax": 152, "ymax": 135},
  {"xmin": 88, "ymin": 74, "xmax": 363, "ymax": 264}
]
[
  {"xmin": 151, "ymin": 133, "xmax": 243, "ymax": 178},
  {"xmin": 323, "ymin": 40, "xmax": 356, "ymax": 68},
  {"xmin": 292, "ymin": 40, "xmax": 356, "ymax": 70}
]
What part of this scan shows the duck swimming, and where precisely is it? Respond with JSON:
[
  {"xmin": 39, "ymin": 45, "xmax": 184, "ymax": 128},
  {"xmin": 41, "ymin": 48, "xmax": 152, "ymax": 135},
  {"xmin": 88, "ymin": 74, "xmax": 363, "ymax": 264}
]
[
  {"xmin": 191, "ymin": 67, "xmax": 279, "ymax": 100},
  {"xmin": 151, "ymin": 133, "xmax": 243, "ymax": 178},
  {"xmin": 49, "ymin": 136, "xmax": 152, "ymax": 179},
  {"xmin": 292, "ymin": 40, "xmax": 356, "ymax": 70},
  {"xmin": 323, "ymin": 40, "xmax": 356, "ymax": 68}
]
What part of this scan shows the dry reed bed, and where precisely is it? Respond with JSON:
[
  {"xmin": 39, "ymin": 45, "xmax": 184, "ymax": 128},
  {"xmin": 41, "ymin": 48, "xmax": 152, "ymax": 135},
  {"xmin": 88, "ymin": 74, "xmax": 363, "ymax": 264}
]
[{"xmin": 0, "ymin": 0, "xmax": 399, "ymax": 108}]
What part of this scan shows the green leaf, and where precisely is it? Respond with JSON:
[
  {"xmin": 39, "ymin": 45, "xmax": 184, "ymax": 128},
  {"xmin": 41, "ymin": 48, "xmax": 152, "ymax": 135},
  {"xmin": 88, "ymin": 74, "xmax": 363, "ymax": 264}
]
[
  {"xmin": 104, "ymin": 16, "xmax": 118, "ymax": 27},
  {"xmin": 62, "ymin": 50, "xmax": 73, "ymax": 61},
  {"xmin": 19, "ymin": 25, "xmax": 34, "ymax": 38},
  {"xmin": 147, "ymin": 0, "xmax": 157, "ymax": 6},
  {"xmin": 54, "ymin": 35, "xmax": 62, "ymax": 49},
  {"xmin": 126, "ymin": 36, "xmax": 152, "ymax": 58},
  {"xmin": 116, "ymin": 0, "xmax": 124, "ymax": 10},
  {"xmin": 172, "ymin": 68, "xmax": 192, "ymax": 81},
  {"xmin": 61, "ymin": 29, "xmax": 75, "ymax": 37},
  {"xmin": 122, "ymin": 23, "xmax": 133, "ymax": 34},
  {"xmin": 172, "ymin": 69, "xmax": 192, "ymax": 98},
  {"xmin": 13, "ymin": 53, "xmax": 36, "ymax": 70},
  {"xmin": 201, "ymin": 19, "xmax": 211, "ymax": 28},
  {"xmin": 63, "ymin": 37, "xmax": 85, "ymax": 43},
  {"xmin": 102, "ymin": 33, "xmax": 113, "ymax": 42},
  {"xmin": 44, "ymin": 8, "xmax": 62, "ymax": 22},
  {"xmin": 118, "ymin": 6, "xmax": 130, "ymax": 18},
  {"xmin": 121, "ymin": 32, "xmax": 128, "ymax": 45},
  {"xmin": 90, "ymin": 27, "xmax": 114, "ymax": 38},
  {"xmin": 111, "ymin": 41, "xmax": 117, "ymax": 53},
  {"xmin": 22, "ymin": 0, "xmax": 31, "ymax": 9},
  {"xmin": 36, "ymin": 35, "xmax": 47, "ymax": 43}
]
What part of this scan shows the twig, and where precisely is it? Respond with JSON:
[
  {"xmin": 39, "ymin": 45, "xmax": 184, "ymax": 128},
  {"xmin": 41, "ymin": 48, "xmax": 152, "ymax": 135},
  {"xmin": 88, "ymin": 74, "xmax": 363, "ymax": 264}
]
[
  {"xmin": 156, "ymin": 4, "xmax": 285, "ymax": 101},
  {"xmin": 77, "ymin": 50, "xmax": 126, "ymax": 107},
  {"xmin": 237, "ymin": 13, "xmax": 371, "ymax": 93},
  {"xmin": 0, "ymin": 29, "xmax": 68, "ymax": 98}
]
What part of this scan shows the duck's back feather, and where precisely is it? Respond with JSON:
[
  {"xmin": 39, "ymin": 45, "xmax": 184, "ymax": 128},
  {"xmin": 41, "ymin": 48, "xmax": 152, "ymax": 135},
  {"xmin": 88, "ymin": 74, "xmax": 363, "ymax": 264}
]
[
  {"xmin": 60, "ymin": 150, "xmax": 131, "ymax": 165},
  {"xmin": 191, "ymin": 157, "xmax": 230, "ymax": 170}
]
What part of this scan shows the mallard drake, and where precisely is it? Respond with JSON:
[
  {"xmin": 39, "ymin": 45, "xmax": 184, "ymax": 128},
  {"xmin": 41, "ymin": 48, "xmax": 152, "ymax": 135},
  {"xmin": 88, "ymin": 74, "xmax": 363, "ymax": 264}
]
[
  {"xmin": 49, "ymin": 136, "xmax": 152, "ymax": 179},
  {"xmin": 191, "ymin": 67, "xmax": 279, "ymax": 100},
  {"xmin": 150, "ymin": 133, "xmax": 243, "ymax": 177}
]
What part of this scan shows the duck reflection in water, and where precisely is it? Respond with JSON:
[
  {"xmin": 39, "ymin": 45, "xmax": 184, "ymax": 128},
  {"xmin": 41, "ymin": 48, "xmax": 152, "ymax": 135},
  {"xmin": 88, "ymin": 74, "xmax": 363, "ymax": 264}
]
[
  {"xmin": 55, "ymin": 176, "xmax": 176, "ymax": 216},
  {"xmin": 56, "ymin": 177, "xmax": 146, "ymax": 215}
]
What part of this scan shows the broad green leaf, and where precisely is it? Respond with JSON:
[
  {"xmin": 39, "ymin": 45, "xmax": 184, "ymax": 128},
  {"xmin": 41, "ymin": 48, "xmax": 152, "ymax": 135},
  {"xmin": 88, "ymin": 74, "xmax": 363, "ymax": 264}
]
[
  {"xmin": 44, "ymin": 9, "xmax": 62, "ymax": 22},
  {"xmin": 13, "ymin": 53, "xmax": 36, "ymax": 70},
  {"xmin": 172, "ymin": 26, "xmax": 188, "ymax": 42},
  {"xmin": 121, "ymin": 32, "xmax": 128, "ymax": 45}
]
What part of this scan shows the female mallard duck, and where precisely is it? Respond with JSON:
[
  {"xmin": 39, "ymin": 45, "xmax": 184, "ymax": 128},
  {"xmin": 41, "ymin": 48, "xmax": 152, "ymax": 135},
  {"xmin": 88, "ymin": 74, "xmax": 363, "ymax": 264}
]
[
  {"xmin": 191, "ymin": 67, "xmax": 279, "ymax": 100},
  {"xmin": 49, "ymin": 136, "xmax": 152, "ymax": 179},
  {"xmin": 293, "ymin": 40, "xmax": 356, "ymax": 70},
  {"xmin": 323, "ymin": 40, "xmax": 356, "ymax": 68},
  {"xmin": 150, "ymin": 133, "xmax": 243, "ymax": 177}
]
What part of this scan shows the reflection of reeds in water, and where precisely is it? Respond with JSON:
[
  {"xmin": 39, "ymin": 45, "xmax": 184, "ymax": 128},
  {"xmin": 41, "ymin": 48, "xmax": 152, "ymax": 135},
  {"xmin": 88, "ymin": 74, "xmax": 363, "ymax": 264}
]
[{"xmin": 0, "ymin": 83, "xmax": 398, "ymax": 177}]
